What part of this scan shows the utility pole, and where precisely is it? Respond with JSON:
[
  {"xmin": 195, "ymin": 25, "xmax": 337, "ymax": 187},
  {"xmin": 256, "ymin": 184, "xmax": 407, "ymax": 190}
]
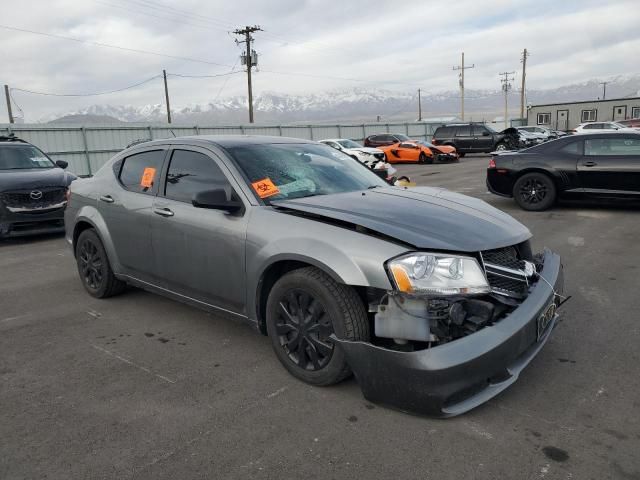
[
  {"xmin": 163, "ymin": 70, "xmax": 171, "ymax": 124},
  {"xmin": 4, "ymin": 85, "xmax": 14, "ymax": 124},
  {"xmin": 499, "ymin": 71, "xmax": 515, "ymax": 129},
  {"xmin": 520, "ymin": 48, "xmax": 529, "ymax": 120},
  {"xmin": 234, "ymin": 25, "xmax": 262, "ymax": 123},
  {"xmin": 452, "ymin": 52, "xmax": 474, "ymax": 121},
  {"xmin": 418, "ymin": 88, "xmax": 422, "ymax": 121},
  {"xmin": 599, "ymin": 81, "xmax": 608, "ymax": 100}
]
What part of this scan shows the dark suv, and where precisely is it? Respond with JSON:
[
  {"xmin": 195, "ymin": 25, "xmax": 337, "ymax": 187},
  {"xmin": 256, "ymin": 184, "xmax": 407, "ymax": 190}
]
[
  {"xmin": 432, "ymin": 124, "xmax": 507, "ymax": 156},
  {"xmin": 364, "ymin": 133, "xmax": 412, "ymax": 147},
  {"xmin": 0, "ymin": 134, "xmax": 75, "ymax": 238}
]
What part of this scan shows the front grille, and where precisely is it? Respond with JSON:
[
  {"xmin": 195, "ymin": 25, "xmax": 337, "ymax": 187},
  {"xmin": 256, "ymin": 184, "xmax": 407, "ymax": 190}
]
[
  {"xmin": 1, "ymin": 187, "xmax": 66, "ymax": 208},
  {"xmin": 482, "ymin": 246, "xmax": 526, "ymax": 270},
  {"xmin": 481, "ymin": 245, "xmax": 531, "ymax": 298}
]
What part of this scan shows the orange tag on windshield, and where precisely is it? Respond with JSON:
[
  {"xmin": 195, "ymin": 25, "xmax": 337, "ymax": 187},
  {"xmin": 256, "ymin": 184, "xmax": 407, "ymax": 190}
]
[
  {"xmin": 140, "ymin": 167, "xmax": 156, "ymax": 188},
  {"xmin": 251, "ymin": 178, "xmax": 280, "ymax": 198}
]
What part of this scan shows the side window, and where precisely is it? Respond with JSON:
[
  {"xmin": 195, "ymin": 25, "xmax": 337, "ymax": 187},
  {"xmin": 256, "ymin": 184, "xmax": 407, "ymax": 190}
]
[
  {"xmin": 434, "ymin": 127, "xmax": 452, "ymax": 137},
  {"xmin": 119, "ymin": 150, "xmax": 165, "ymax": 195},
  {"xmin": 455, "ymin": 126, "xmax": 471, "ymax": 136},
  {"xmin": 381, "ymin": 135, "xmax": 394, "ymax": 143},
  {"xmin": 559, "ymin": 141, "xmax": 582, "ymax": 155},
  {"xmin": 472, "ymin": 125, "xmax": 488, "ymax": 136},
  {"xmin": 164, "ymin": 150, "xmax": 229, "ymax": 203},
  {"xmin": 585, "ymin": 138, "xmax": 640, "ymax": 156}
]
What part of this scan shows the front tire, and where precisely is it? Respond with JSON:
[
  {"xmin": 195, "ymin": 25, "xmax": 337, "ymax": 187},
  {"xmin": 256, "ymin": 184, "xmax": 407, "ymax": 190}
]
[
  {"xmin": 75, "ymin": 229, "xmax": 126, "ymax": 298},
  {"xmin": 265, "ymin": 267, "xmax": 369, "ymax": 386},
  {"xmin": 494, "ymin": 142, "xmax": 507, "ymax": 152},
  {"xmin": 419, "ymin": 152, "xmax": 432, "ymax": 164},
  {"xmin": 513, "ymin": 172, "xmax": 557, "ymax": 211}
]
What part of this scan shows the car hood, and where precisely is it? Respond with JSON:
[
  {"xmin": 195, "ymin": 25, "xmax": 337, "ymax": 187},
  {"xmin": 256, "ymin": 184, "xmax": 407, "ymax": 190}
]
[
  {"xmin": 345, "ymin": 147, "xmax": 383, "ymax": 155},
  {"xmin": 0, "ymin": 167, "xmax": 75, "ymax": 192},
  {"xmin": 272, "ymin": 187, "xmax": 531, "ymax": 252}
]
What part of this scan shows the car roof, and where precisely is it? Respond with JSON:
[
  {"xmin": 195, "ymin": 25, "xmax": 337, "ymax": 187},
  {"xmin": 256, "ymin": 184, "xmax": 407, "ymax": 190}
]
[{"xmin": 130, "ymin": 135, "xmax": 317, "ymax": 150}]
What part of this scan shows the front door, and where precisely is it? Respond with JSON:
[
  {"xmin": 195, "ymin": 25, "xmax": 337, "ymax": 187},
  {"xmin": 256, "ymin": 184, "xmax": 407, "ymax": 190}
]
[
  {"xmin": 454, "ymin": 125, "xmax": 474, "ymax": 152},
  {"xmin": 556, "ymin": 110, "xmax": 569, "ymax": 130},
  {"xmin": 578, "ymin": 135, "xmax": 640, "ymax": 195},
  {"xmin": 98, "ymin": 148, "xmax": 167, "ymax": 282},
  {"xmin": 613, "ymin": 105, "xmax": 627, "ymax": 122},
  {"xmin": 150, "ymin": 147, "xmax": 249, "ymax": 314},
  {"xmin": 472, "ymin": 125, "xmax": 494, "ymax": 151}
]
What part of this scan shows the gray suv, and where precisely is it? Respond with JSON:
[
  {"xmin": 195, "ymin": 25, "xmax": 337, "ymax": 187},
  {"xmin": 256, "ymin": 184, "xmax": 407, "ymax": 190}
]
[{"xmin": 65, "ymin": 135, "xmax": 564, "ymax": 417}]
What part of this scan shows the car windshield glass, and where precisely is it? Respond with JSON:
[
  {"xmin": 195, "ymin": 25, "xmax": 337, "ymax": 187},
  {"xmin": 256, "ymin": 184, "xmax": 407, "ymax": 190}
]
[
  {"xmin": 227, "ymin": 143, "xmax": 388, "ymax": 202},
  {"xmin": 0, "ymin": 145, "xmax": 55, "ymax": 170},
  {"xmin": 395, "ymin": 134, "xmax": 411, "ymax": 141},
  {"xmin": 337, "ymin": 139, "xmax": 362, "ymax": 149},
  {"xmin": 484, "ymin": 125, "xmax": 498, "ymax": 133}
]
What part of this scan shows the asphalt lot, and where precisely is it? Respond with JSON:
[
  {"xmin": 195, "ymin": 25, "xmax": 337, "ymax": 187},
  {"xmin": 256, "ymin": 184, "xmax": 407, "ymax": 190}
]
[{"xmin": 2, "ymin": 154, "xmax": 639, "ymax": 480}]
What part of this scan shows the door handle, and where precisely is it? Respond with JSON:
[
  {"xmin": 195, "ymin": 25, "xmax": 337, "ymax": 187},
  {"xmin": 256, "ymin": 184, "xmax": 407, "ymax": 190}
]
[
  {"xmin": 99, "ymin": 195, "xmax": 114, "ymax": 203},
  {"xmin": 153, "ymin": 207, "xmax": 174, "ymax": 217},
  {"xmin": 582, "ymin": 161, "xmax": 598, "ymax": 167}
]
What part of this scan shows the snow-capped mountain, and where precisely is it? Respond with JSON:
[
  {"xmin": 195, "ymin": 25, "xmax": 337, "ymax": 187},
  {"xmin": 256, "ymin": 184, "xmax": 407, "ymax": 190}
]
[{"xmin": 44, "ymin": 75, "xmax": 640, "ymax": 124}]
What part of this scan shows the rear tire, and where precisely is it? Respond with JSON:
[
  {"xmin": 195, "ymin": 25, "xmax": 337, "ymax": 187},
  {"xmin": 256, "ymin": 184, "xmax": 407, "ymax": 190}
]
[
  {"xmin": 513, "ymin": 172, "xmax": 557, "ymax": 211},
  {"xmin": 75, "ymin": 229, "xmax": 126, "ymax": 298},
  {"xmin": 265, "ymin": 267, "xmax": 369, "ymax": 386}
]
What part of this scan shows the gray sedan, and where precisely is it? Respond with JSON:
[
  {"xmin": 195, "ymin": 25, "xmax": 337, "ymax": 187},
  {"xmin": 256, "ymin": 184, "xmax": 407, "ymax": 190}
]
[{"xmin": 65, "ymin": 135, "xmax": 564, "ymax": 417}]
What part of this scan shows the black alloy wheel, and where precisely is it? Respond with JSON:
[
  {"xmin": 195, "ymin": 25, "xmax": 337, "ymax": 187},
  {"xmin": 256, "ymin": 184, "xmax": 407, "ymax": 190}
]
[
  {"xmin": 513, "ymin": 172, "xmax": 556, "ymax": 211},
  {"xmin": 274, "ymin": 289, "xmax": 333, "ymax": 371},
  {"xmin": 78, "ymin": 238, "xmax": 103, "ymax": 291},
  {"xmin": 75, "ymin": 229, "xmax": 126, "ymax": 298},
  {"xmin": 419, "ymin": 152, "xmax": 432, "ymax": 164},
  {"xmin": 265, "ymin": 267, "xmax": 369, "ymax": 385}
]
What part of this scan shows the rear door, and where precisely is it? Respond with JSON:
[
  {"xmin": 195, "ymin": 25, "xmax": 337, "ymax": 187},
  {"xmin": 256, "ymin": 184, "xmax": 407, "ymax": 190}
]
[
  {"xmin": 150, "ymin": 147, "xmax": 249, "ymax": 314},
  {"xmin": 578, "ymin": 136, "xmax": 640, "ymax": 195},
  {"xmin": 99, "ymin": 148, "xmax": 167, "ymax": 282}
]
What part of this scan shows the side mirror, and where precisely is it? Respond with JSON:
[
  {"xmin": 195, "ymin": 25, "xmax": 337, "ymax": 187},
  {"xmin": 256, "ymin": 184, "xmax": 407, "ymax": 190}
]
[
  {"xmin": 482, "ymin": 131, "xmax": 490, "ymax": 136},
  {"xmin": 192, "ymin": 188, "xmax": 243, "ymax": 213},
  {"xmin": 55, "ymin": 160, "xmax": 68, "ymax": 169}
]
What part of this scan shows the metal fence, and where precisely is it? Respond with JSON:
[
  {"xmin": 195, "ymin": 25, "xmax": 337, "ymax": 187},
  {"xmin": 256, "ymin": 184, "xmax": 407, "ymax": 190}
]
[{"xmin": 1, "ymin": 122, "xmax": 444, "ymax": 176}]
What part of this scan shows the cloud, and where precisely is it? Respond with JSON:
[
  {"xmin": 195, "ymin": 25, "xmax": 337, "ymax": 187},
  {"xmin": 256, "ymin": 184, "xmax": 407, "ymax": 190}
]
[{"xmin": 1, "ymin": 0, "xmax": 639, "ymax": 121}]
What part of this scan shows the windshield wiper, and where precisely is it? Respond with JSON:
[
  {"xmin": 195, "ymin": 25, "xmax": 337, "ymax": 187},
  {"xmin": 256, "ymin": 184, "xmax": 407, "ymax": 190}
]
[{"xmin": 367, "ymin": 185, "xmax": 383, "ymax": 189}]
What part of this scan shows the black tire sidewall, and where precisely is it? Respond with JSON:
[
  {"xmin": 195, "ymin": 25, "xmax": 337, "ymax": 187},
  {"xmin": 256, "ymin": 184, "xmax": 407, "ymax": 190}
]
[
  {"xmin": 265, "ymin": 269, "xmax": 360, "ymax": 385},
  {"xmin": 513, "ymin": 173, "xmax": 557, "ymax": 211}
]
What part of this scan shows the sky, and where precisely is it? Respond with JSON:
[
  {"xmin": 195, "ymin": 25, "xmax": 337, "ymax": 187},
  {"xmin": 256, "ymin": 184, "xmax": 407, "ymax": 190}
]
[{"xmin": 1, "ymin": 0, "xmax": 640, "ymax": 122}]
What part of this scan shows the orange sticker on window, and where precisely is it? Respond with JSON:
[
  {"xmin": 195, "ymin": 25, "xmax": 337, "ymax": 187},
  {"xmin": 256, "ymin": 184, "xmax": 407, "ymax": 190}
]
[
  {"xmin": 251, "ymin": 178, "xmax": 280, "ymax": 198},
  {"xmin": 140, "ymin": 167, "xmax": 156, "ymax": 188}
]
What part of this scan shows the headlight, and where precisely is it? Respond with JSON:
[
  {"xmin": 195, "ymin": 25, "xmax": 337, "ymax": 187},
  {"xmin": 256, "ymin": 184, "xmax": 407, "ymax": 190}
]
[{"xmin": 388, "ymin": 253, "xmax": 490, "ymax": 295}]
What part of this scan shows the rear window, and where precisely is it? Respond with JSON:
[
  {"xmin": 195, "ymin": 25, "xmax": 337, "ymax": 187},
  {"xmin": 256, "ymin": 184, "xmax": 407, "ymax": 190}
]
[
  {"xmin": 433, "ymin": 126, "xmax": 454, "ymax": 137},
  {"xmin": 119, "ymin": 150, "xmax": 165, "ymax": 195}
]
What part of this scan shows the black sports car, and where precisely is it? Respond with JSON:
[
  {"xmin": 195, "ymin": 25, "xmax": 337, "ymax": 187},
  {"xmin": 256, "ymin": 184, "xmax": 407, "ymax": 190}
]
[
  {"xmin": 0, "ymin": 135, "xmax": 76, "ymax": 238},
  {"xmin": 487, "ymin": 132, "xmax": 640, "ymax": 210}
]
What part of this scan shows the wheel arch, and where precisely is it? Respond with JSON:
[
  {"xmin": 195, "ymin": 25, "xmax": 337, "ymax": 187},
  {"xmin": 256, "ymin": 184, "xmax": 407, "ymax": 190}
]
[
  {"xmin": 514, "ymin": 167, "xmax": 564, "ymax": 190},
  {"xmin": 254, "ymin": 256, "xmax": 367, "ymax": 335},
  {"xmin": 71, "ymin": 207, "xmax": 122, "ymax": 273}
]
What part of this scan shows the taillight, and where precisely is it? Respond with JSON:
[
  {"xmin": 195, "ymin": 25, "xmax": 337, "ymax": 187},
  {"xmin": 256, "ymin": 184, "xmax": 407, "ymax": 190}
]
[{"xmin": 488, "ymin": 158, "xmax": 496, "ymax": 169}]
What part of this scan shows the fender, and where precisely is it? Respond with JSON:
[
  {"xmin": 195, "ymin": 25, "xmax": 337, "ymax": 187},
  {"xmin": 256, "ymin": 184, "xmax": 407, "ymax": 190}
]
[{"xmin": 71, "ymin": 204, "xmax": 124, "ymax": 276}]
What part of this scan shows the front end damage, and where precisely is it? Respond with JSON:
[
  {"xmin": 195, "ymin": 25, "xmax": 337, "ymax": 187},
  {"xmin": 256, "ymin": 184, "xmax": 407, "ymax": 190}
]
[{"xmin": 334, "ymin": 246, "xmax": 564, "ymax": 417}]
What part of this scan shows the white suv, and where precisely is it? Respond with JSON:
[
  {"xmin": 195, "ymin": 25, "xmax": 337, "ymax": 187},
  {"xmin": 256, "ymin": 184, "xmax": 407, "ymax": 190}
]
[{"xmin": 573, "ymin": 122, "xmax": 636, "ymax": 134}]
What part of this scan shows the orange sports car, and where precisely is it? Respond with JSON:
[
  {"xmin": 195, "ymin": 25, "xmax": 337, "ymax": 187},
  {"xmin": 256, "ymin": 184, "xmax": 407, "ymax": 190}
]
[{"xmin": 379, "ymin": 140, "xmax": 459, "ymax": 164}]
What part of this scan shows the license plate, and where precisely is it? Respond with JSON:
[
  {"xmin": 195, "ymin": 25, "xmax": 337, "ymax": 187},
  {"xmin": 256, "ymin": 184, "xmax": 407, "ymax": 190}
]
[{"xmin": 536, "ymin": 301, "xmax": 557, "ymax": 340}]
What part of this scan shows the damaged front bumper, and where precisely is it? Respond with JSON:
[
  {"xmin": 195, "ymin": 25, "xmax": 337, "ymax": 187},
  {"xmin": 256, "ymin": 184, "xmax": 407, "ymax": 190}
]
[{"xmin": 334, "ymin": 248, "xmax": 564, "ymax": 418}]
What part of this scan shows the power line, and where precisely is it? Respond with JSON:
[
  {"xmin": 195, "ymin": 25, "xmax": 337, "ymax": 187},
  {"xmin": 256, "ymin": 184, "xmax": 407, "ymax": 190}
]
[
  {"xmin": 10, "ymin": 75, "xmax": 162, "ymax": 97},
  {"xmin": 167, "ymin": 71, "xmax": 242, "ymax": 79},
  {"xmin": 0, "ymin": 24, "xmax": 233, "ymax": 67}
]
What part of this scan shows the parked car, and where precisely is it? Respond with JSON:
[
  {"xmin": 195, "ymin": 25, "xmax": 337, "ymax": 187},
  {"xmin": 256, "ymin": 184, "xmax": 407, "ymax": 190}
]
[
  {"xmin": 0, "ymin": 134, "xmax": 76, "ymax": 238},
  {"xmin": 571, "ymin": 122, "xmax": 637, "ymax": 134},
  {"xmin": 617, "ymin": 118, "xmax": 640, "ymax": 129},
  {"xmin": 318, "ymin": 139, "xmax": 386, "ymax": 164},
  {"xmin": 487, "ymin": 132, "xmax": 640, "ymax": 210},
  {"xmin": 363, "ymin": 133, "xmax": 412, "ymax": 148},
  {"xmin": 66, "ymin": 135, "xmax": 564, "ymax": 417},
  {"xmin": 516, "ymin": 126, "xmax": 557, "ymax": 141},
  {"xmin": 432, "ymin": 123, "xmax": 508, "ymax": 155},
  {"xmin": 378, "ymin": 141, "xmax": 458, "ymax": 164}
]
